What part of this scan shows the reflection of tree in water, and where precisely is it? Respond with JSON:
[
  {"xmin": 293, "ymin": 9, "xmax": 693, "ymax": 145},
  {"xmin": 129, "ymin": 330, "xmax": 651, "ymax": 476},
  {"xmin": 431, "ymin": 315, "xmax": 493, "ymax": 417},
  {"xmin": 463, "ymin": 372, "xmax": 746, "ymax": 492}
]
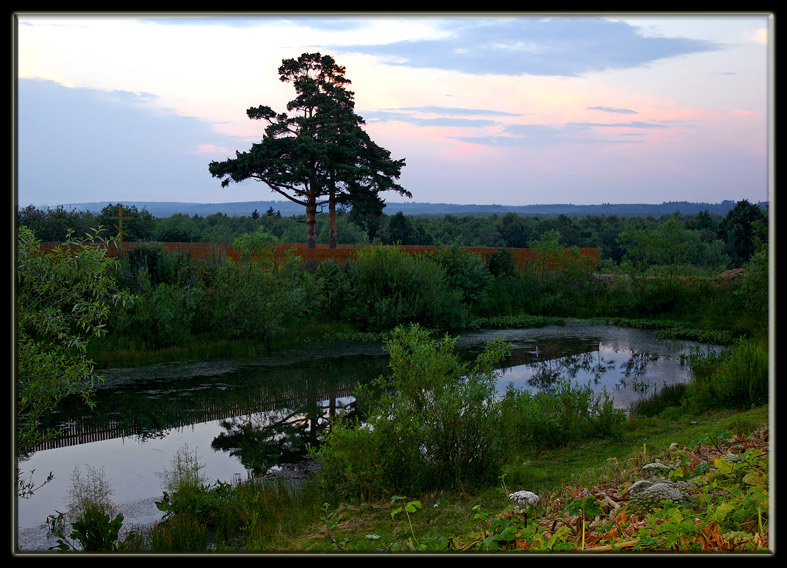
[
  {"xmin": 504, "ymin": 341, "xmax": 661, "ymax": 393},
  {"xmin": 499, "ymin": 338, "xmax": 610, "ymax": 391},
  {"xmin": 620, "ymin": 351, "xmax": 659, "ymax": 378},
  {"xmin": 30, "ymin": 354, "xmax": 383, "ymax": 453},
  {"xmin": 207, "ymin": 359, "xmax": 373, "ymax": 475},
  {"xmin": 525, "ymin": 351, "xmax": 601, "ymax": 390},
  {"xmin": 211, "ymin": 397, "xmax": 357, "ymax": 475},
  {"xmin": 616, "ymin": 351, "xmax": 660, "ymax": 392}
]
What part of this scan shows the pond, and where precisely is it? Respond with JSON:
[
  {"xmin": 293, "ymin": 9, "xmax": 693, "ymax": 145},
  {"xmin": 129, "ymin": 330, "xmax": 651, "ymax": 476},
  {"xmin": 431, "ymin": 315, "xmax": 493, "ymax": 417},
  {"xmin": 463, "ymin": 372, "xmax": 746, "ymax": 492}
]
[{"xmin": 15, "ymin": 321, "xmax": 723, "ymax": 537}]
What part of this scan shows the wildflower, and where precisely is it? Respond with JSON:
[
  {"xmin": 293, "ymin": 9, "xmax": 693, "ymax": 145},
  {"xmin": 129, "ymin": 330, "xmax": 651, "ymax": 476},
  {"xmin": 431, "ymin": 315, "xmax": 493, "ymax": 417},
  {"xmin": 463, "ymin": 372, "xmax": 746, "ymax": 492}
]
[{"xmin": 508, "ymin": 490, "xmax": 539, "ymax": 507}]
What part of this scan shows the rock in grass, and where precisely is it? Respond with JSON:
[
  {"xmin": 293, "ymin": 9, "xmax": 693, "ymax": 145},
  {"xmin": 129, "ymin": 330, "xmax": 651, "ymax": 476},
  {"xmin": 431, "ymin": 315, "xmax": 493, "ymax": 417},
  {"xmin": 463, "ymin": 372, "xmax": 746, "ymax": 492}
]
[{"xmin": 623, "ymin": 479, "xmax": 694, "ymax": 513}]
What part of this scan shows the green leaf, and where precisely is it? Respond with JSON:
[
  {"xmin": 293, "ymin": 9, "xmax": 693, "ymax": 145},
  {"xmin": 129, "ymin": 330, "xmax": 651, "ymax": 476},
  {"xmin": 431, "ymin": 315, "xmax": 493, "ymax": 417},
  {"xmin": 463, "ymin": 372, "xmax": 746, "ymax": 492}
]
[
  {"xmin": 742, "ymin": 471, "xmax": 767, "ymax": 487},
  {"xmin": 405, "ymin": 500, "xmax": 422, "ymax": 514}
]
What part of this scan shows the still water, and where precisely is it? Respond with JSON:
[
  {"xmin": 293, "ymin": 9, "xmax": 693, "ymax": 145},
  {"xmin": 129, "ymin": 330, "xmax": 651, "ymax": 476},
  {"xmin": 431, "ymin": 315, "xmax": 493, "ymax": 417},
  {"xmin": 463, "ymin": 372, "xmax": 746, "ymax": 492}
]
[{"xmin": 16, "ymin": 322, "xmax": 722, "ymax": 532}]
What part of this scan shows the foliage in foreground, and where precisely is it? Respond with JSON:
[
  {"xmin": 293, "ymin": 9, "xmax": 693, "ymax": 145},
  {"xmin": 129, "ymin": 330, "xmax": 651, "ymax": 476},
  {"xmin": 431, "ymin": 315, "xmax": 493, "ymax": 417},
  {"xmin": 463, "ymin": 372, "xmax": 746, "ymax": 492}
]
[
  {"xmin": 470, "ymin": 427, "xmax": 770, "ymax": 553},
  {"xmin": 47, "ymin": 465, "xmax": 124, "ymax": 552},
  {"xmin": 16, "ymin": 226, "xmax": 126, "ymax": 453},
  {"xmin": 62, "ymin": 416, "xmax": 768, "ymax": 553},
  {"xmin": 317, "ymin": 324, "xmax": 625, "ymax": 499}
]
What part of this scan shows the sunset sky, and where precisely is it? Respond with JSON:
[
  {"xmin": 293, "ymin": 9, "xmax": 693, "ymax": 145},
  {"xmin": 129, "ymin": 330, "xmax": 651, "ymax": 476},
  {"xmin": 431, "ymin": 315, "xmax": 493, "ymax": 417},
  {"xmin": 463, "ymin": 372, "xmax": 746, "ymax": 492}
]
[{"xmin": 14, "ymin": 12, "xmax": 773, "ymax": 208}]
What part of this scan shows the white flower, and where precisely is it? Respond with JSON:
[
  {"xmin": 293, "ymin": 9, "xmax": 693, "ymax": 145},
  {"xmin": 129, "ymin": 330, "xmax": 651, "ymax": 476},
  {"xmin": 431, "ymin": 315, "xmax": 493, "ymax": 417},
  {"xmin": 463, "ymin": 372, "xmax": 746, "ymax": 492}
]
[{"xmin": 508, "ymin": 490, "xmax": 539, "ymax": 507}]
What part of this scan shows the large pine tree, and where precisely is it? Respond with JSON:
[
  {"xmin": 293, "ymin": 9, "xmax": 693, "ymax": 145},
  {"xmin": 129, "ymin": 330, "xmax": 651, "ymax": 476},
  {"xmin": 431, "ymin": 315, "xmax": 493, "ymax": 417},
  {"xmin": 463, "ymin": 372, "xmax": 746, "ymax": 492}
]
[{"xmin": 209, "ymin": 52, "xmax": 410, "ymax": 248}]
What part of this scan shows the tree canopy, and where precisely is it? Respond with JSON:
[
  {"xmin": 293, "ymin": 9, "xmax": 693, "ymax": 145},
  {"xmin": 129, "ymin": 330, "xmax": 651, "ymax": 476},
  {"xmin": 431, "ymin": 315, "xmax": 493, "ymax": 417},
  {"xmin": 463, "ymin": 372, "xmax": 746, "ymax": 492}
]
[
  {"xmin": 16, "ymin": 226, "xmax": 124, "ymax": 454},
  {"xmin": 209, "ymin": 52, "xmax": 410, "ymax": 248}
]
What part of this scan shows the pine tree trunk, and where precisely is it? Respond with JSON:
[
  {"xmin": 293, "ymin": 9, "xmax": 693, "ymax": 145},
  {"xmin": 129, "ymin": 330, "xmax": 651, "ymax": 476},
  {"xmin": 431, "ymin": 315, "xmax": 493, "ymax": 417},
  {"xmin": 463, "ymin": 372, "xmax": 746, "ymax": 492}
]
[
  {"xmin": 306, "ymin": 198, "xmax": 317, "ymax": 249},
  {"xmin": 328, "ymin": 191, "xmax": 337, "ymax": 250}
]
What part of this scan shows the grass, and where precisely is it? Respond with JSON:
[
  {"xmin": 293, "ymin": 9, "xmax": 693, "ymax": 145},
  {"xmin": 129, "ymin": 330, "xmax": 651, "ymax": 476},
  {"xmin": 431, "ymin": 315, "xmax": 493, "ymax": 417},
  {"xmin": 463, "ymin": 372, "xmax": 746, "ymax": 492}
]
[
  {"xmin": 114, "ymin": 404, "xmax": 768, "ymax": 553},
  {"xmin": 309, "ymin": 406, "xmax": 769, "ymax": 553}
]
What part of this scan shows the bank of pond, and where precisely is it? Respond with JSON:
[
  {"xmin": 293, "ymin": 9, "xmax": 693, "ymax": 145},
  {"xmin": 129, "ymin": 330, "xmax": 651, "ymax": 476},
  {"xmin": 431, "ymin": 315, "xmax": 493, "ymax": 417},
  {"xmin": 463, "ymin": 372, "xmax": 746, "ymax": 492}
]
[{"xmin": 19, "ymin": 319, "xmax": 765, "ymax": 538}]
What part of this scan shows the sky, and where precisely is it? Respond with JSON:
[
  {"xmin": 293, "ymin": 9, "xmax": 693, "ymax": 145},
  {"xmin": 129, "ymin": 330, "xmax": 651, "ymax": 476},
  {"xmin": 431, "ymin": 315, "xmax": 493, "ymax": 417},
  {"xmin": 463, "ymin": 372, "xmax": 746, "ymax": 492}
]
[{"xmin": 13, "ymin": 12, "xmax": 773, "ymax": 208}]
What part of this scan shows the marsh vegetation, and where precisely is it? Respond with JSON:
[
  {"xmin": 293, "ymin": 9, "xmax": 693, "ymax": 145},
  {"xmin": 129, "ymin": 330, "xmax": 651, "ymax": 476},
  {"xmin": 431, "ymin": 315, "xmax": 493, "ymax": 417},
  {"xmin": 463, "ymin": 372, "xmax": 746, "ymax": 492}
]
[{"xmin": 15, "ymin": 200, "xmax": 770, "ymax": 553}]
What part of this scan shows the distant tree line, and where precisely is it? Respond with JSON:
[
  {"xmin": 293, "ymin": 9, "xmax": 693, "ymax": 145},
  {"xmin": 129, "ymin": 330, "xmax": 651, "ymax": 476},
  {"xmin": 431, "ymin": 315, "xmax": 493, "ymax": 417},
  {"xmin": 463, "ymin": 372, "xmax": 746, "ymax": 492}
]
[{"xmin": 16, "ymin": 199, "xmax": 767, "ymax": 270}]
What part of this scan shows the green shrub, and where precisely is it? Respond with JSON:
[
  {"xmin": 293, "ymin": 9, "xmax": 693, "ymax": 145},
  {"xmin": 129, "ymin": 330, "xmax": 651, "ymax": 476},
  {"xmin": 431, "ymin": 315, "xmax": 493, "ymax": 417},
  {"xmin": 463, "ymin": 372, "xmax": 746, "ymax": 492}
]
[
  {"xmin": 121, "ymin": 244, "xmax": 166, "ymax": 290},
  {"xmin": 110, "ymin": 273, "xmax": 202, "ymax": 350},
  {"xmin": 199, "ymin": 257, "xmax": 308, "ymax": 342},
  {"xmin": 308, "ymin": 259, "xmax": 352, "ymax": 321},
  {"xmin": 342, "ymin": 246, "xmax": 469, "ymax": 331},
  {"xmin": 232, "ymin": 227, "xmax": 278, "ymax": 259},
  {"xmin": 149, "ymin": 515, "xmax": 209, "ymax": 552},
  {"xmin": 67, "ymin": 505, "xmax": 124, "ymax": 552},
  {"xmin": 629, "ymin": 383, "xmax": 688, "ymax": 418},
  {"xmin": 155, "ymin": 445, "xmax": 235, "ymax": 529},
  {"xmin": 318, "ymin": 324, "xmax": 510, "ymax": 498},
  {"xmin": 686, "ymin": 339, "xmax": 769, "ymax": 411},
  {"xmin": 430, "ymin": 245, "xmax": 493, "ymax": 311},
  {"xmin": 314, "ymin": 416, "xmax": 388, "ymax": 500},
  {"xmin": 486, "ymin": 248, "xmax": 516, "ymax": 277},
  {"xmin": 476, "ymin": 273, "xmax": 532, "ymax": 317},
  {"xmin": 119, "ymin": 244, "xmax": 197, "ymax": 291}
]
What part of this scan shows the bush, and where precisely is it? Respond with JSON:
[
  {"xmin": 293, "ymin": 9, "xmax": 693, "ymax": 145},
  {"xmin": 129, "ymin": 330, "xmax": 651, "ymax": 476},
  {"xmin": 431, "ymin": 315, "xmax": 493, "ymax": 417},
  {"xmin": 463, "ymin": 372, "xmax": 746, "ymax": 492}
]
[
  {"xmin": 685, "ymin": 339, "xmax": 769, "ymax": 411},
  {"xmin": 318, "ymin": 324, "xmax": 510, "ymax": 498},
  {"xmin": 342, "ymin": 246, "xmax": 469, "ymax": 331},
  {"xmin": 629, "ymin": 383, "xmax": 688, "ymax": 418},
  {"xmin": 199, "ymin": 256, "xmax": 309, "ymax": 342},
  {"xmin": 155, "ymin": 445, "xmax": 235, "ymax": 527},
  {"xmin": 16, "ymin": 226, "xmax": 123, "ymax": 451},
  {"xmin": 149, "ymin": 515, "xmax": 209, "ymax": 552},
  {"xmin": 111, "ymin": 279, "xmax": 202, "ymax": 349},
  {"xmin": 430, "ymin": 245, "xmax": 493, "ymax": 312},
  {"xmin": 232, "ymin": 227, "xmax": 278, "ymax": 259},
  {"xmin": 486, "ymin": 248, "xmax": 516, "ymax": 277},
  {"xmin": 308, "ymin": 259, "xmax": 352, "ymax": 321}
]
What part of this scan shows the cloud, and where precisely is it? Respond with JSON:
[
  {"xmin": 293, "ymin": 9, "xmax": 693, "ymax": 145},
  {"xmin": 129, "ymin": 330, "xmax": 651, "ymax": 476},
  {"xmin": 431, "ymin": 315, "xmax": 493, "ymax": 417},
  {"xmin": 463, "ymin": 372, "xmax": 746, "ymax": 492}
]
[
  {"xmin": 363, "ymin": 110, "xmax": 497, "ymax": 128},
  {"xmin": 566, "ymin": 120, "xmax": 668, "ymax": 129},
  {"xmin": 752, "ymin": 28, "xmax": 768, "ymax": 44},
  {"xmin": 451, "ymin": 118, "xmax": 671, "ymax": 148},
  {"xmin": 142, "ymin": 14, "xmax": 369, "ymax": 31},
  {"xmin": 193, "ymin": 143, "xmax": 233, "ymax": 155},
  {"xmin": 333, "ymin": 17, "xmax": 720, "ymax": 77},
  {"xmin": 394, "ymin": 105, "xmax": 522, "ymax": 117},
  {"xmin": 587, "ymin": 106, "xmax": 639, "ymax": 114},
  {"xmin": 16, "ymin": 78, "xmax": 247, "ymax": 204},
  {"xmin": 362, "ymin": 105, "xmax": 521, "ymax": 128}
]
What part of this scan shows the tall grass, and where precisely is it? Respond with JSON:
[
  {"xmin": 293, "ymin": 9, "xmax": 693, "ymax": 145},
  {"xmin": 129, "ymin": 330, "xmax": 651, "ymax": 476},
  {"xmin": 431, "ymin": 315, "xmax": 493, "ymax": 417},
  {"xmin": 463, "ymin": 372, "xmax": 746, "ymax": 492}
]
[
  {"xmin": 629, "ymin": 338, "xmax": 769, "ymax": 419},
  {"xmin": 317, "ymin": 324, "xmax": 626, "ymax": 501},
  {"xmin": 132, "ymin": 446, "xmax": 326, "ymax": 552},
  {"xmin": 685, "ymin": 338, "xmax": 769, "ymax": 411},
  {"xmin": 92, "ymin": 237, "xmax": 763, "ymax": 364}
]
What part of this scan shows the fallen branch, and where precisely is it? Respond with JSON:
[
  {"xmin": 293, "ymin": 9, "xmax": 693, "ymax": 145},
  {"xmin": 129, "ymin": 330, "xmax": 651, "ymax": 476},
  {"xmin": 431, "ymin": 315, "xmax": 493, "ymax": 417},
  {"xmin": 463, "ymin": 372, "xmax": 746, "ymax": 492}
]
[{"xmin": 584, "ymin": 538, "xmax": 641, "ymax": 552}]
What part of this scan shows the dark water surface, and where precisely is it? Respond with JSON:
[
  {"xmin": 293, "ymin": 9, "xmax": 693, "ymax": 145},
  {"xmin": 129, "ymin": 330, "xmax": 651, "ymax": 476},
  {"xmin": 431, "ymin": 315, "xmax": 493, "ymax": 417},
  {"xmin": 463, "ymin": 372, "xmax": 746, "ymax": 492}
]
[{"xmin": 16, "ymin": 322, "xmax": 722, "ymax": 532}]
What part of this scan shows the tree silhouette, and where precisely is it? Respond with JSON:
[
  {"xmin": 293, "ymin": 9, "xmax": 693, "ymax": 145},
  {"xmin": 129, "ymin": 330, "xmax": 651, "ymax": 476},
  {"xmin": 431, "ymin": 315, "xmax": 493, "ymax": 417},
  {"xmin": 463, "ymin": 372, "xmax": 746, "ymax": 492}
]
[{"xmin": 209, "ymin": 52, "xmax": 410, "ymax": 248}]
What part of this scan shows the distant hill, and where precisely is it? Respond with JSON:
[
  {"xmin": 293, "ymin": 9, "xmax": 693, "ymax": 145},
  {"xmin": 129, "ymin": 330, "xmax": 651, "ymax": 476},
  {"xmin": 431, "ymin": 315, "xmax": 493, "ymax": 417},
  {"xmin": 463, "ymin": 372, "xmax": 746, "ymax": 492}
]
[{"xmin": 55, "ymin": 199, "xmax": 767, "ymax": 219}]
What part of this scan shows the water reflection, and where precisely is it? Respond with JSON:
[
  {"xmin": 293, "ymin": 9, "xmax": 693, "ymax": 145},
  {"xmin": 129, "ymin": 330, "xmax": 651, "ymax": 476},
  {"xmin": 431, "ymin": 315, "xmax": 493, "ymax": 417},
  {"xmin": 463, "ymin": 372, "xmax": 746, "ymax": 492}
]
[
  {"xmin": 31, "ymin": 352, "xmax": 384, "ymax": 454},
  {"xmin": 16, "ymin": 323, "xmax": 722, "ymax": 533},
  {"xmin": 473, "ymin": 323, "xmax": 722, "ymax": 410},
  {"xmin": 210, "ymin": 395, "xmax": 359, "ymax": 475}
]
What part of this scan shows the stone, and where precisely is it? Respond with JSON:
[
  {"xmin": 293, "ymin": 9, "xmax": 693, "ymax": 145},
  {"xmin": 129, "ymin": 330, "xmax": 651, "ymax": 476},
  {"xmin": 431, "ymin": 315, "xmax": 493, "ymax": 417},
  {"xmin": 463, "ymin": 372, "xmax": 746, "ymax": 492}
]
[{"xmin": 623, "ymin": 479, "xmax": 693, "ymax": 513}]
